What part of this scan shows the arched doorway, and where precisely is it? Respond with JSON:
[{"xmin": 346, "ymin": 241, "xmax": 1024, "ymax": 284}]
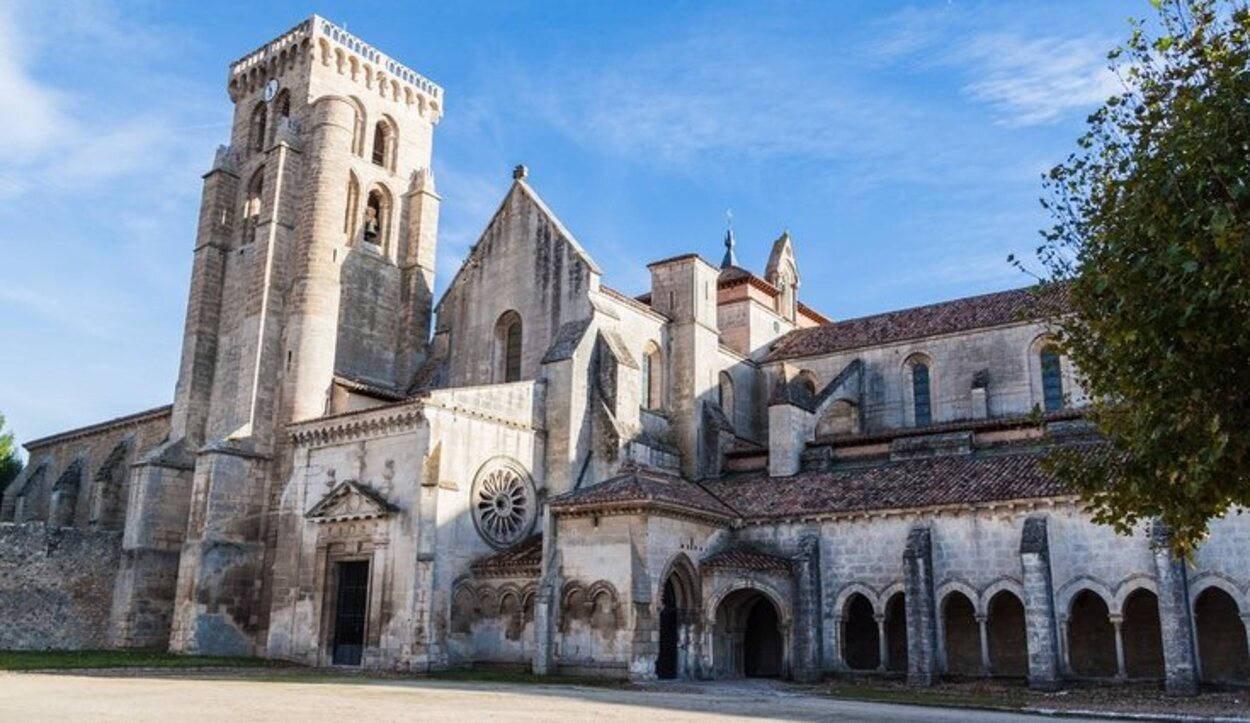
[
  {"xmin": 842, "ymin": 593, "xmax": 879, "ymax": 671},
  {"xmin": 743, "ymin": 598, "xmax": 782, "ymax": 677},
  {"xmin": 943, "ymin": 591, "xmax": 981, "ymax": 675},
  {"xmin": 1195, "ymin": 587, "xmax": 1250, "ymax": 684},
  {"xmin": 1121, "ymin": 589, "xmax": 1164, "ymax": 679},
  {"xmin": 657, "ymin": 579, "xmax": 679, "ymax": 679},
  {"xmin": 884, "ymin": 592, "xmax": 908, "ymax": 673},
  {"xmin": 1068, "ymin": 590, "xmax": 1117, "ymax": 678},
  {"xmin": 713, "ymin": 589, "xmax": 786, "ymax": 678},
  {"xmin": 656, "ymin": 556, "xmax": 699, "ymax": 680},
  {"xmin": 986, "ymin": 590, "xmax": 1028, "ymax": 677}
]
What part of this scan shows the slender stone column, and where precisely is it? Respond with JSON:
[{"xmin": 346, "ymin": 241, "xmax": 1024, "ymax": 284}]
[
  {"xmin": 1149, "ymin": 520, "xmax": 1199, "ymax": 695},
  {"xmin": 1019, "ymin": 516, "xmax": 1061, "ymax": 689},
  {"xmin": 976, "ymin": 613, "xmax": 991, "ymax": 675},
  {"xmin": 875, "ymin": 613, "xmax": 888, "ymax": 672},
  {"xmin": 1058, "ymin": 617, "xmax": 1071, "ymax": 674},
  {"xmin": 903, "ymin": 526, "xmax": 939, "ymax": 686},
  {"xmin": 831, "ymin": 614, "xmax": 844, "ymax": 671},
  {"xmin": 1111, "ymin": 614, "xmax": 1127, "ymax": 680},
  {"xmin": 1241, "ymin": 615, "xmax": 1250, "ymax": 660}
]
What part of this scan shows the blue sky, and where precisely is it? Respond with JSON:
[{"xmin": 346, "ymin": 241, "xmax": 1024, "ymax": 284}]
[{"xmin": 0, "ymin": 0, "xmax": 1144, "ymax": 444}]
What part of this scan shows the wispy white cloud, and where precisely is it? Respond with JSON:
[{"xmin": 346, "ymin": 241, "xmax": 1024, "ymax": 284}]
[
  {"xmin": 0, "ymin": 0, "xmax": 221, "ymax": 440},
  {"xmin": 956, "ymin": 33, "xmax": 1121, "ymax": 127},
  {"xmin": 0, "ymin": 5, "xmax": 73, "ymax": 159},
  {"xmin": 864, "ymin": 4, "xmax": 1120, "ymax": 128}
]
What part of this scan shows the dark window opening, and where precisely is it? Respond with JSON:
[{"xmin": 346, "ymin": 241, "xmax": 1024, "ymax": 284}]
[
  {"xmin": 504, "ymin": 319, "xmax": 522, "ymax": 382},
  {"xmin": 1040, "ymin": 346, "xmax": 1064, "ymax": 412},
  {"xmin": 912, "ymin": 362, "xmax": 932, "ymax": 426}
]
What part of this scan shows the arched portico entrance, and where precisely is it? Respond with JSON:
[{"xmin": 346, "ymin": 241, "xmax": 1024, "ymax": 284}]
[
  {"xmin": 656, "ymin": 555, "xmax": 700, "ymax": 680},
  {"xmin": 712, "ymin": 588, "xmax": 786, "ymax": 678}
]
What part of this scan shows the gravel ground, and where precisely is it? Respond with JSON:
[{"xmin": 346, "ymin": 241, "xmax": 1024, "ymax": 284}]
[
  {"xmin": 0, "ymin": 671, "xmax": 1106, "ymax": 723},
  {"xmin": 2, "ymin": 669, "xmax": 1246, "ymax": 722}
]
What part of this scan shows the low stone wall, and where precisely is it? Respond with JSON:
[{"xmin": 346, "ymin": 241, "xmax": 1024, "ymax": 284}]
[{"xmin": 0, "ymin": 522, "xmax": 122, "ymax": 649}]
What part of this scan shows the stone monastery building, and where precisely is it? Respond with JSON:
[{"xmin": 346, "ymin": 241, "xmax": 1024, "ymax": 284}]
[{"xmin": 3, "ymin": 16, "xmax": 1249, "ymax": 694}]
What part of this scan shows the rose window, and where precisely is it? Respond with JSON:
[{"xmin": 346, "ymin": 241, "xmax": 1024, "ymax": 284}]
[{"xmin": 471, "ymin": 462, "xmax": 537, "ymax": 549}]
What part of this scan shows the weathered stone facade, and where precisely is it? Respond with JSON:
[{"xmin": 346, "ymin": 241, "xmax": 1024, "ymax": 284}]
[{"xmin": 3, "ymin": 16, "xmax": 1249, "ymax": 695}]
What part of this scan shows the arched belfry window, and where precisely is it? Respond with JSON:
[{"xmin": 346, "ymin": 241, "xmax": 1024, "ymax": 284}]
[
  {"xmin": 372, "ymin": 118, "xmax": 396, "ymax": 170},
  {"xmin": 347, "ymin": 97, "xmax": 366, "ymax": 157},
  {"xmin": 272, "ymin": 90, "xmax": 291, "ymax": 145},
  {"xmin": 362, "ymin": 186, "xmax": 391, "ymax": 248},
  {"xmin": 906, "ymin": 356, "xmax": 933, "ymax": 427},
  {"xmin": 496, "ymin": 311, "xmax": 523, "ymax": 383},
  {"xmin": 776, "ymin": 262, "xmax": 797, "ymax": 320},
  {"xmin": 641, "ymin": 342, "xmax": 662, "ymax": 411},
  {"xmin": 1040, "ymin": 345, "xmax": 1065, "ymax": 412},
  {"xmin": 249, "ymin": 102, "xmax": 267, "ymax": 154},
  {"xmin": 242, "ymin": 168, "xmax": 264, "ymax": 245}
]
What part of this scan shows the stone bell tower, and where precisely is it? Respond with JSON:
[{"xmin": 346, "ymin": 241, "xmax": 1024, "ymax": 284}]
[{"xmin": 156, "ymin": 16, "xmax": 444, "ymax": 655}]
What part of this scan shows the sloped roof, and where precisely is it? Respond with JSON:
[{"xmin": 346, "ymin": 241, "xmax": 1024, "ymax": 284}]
[
  {"xmin": 763, "ymin": 285, "xmax": 1068, "ymax": 362},
  {"xmin": 548, "ymin": 467, "xmax": 737, "ymax": 522},
  {"xmin": 333, "ymin": 375, "xmax": 406, "ymax": 401},
  {"xmin": 434, "ymin": 177, "xmax": 603, "ymax": 314},
  {"xmin": 471, "ymin": 534, "xmax": 543, "ymax": 577},
  {"xmin": 701, "ymin": 441, "xmax": 1100, "ymax": 521},
  {"xmin": 702, "ymin": 548, "xmax": 792, "ymax": 572}
]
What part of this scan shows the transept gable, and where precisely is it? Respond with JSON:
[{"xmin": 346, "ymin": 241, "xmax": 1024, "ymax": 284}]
[{"xmin": 434, "ymin": 173, "xmax": 602, "ymax": 317}]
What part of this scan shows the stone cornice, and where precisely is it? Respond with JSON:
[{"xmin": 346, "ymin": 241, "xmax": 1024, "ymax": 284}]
[
  {"xmin": 736, "ymin": 494, "xmax": 1082, "ymax": 528},
  {"xmin": 552, "ymin": 499, "xmax": 734, "ymax": 528},
  {"xmin": 289, "ymin": 401, "xmax": 425, "ymax": 446},
  {"xmin": 422, "ymin": 397, "xmax": 536, "ymax": 432}
]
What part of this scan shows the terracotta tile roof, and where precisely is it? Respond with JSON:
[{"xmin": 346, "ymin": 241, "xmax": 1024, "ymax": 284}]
[
  {"xmin": 548, "ymin": 467, "xmax": 737, "ymax": 522},
  {"xmin": 471, "ymin": 535, "xmax": 543, "ymax": 577},
  {"xmin": 763, "ymin": 285, "xmax": 1068, "ymax": 362},
  {"xmin": 702, "ymin": 548, "xmax": 793, "ymax": 572},
  {"xmin": 333, "ymin": 375, "xmax": 406, "ymax": 401},
  {"xmin": 701, "ymin": 441, "xmax": 1100, "ymax": 521}
]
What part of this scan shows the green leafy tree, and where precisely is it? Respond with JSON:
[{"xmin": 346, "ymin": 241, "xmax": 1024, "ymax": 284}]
[
  {"xmin": 1024, "ymin": 0, "xmax": 1250, "ymax": 555},
  {"xmin": 0, "ymin": 413, "xmax": 22, "ymax": 496}
]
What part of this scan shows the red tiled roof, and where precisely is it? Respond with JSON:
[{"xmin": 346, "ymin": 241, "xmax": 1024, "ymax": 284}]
[
  {"xmin": 471, "ymin": 535, "xmax": 543, "ymax": 576},
  {"xmin": 548, "ymin": 468, "xmax": 737, "ymax": 522},
  {"xmin": 701, "ymin": 441, "xmax": 1101, "ymax": 521},
  {"xmin": 762, "ymin": 285, "xmax": 1068, "ymax": 362},
  {"xmin": 702, "ymin": 548, "xmax": 792, "ymax": 572}
]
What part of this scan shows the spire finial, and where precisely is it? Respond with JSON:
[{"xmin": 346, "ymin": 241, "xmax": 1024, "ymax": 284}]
[{"xmin": 721, "ymin": 208, "xmax": 738, "ymax": 269}]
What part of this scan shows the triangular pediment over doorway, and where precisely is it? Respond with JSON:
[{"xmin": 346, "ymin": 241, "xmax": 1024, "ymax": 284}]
[{"xmin": 305, "ymin": 480, "xmax": 396, "ymax": 523}]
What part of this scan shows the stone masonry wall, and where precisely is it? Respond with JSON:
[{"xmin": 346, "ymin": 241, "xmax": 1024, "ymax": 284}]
[{"xmin": 0, "ymin": 523, "xmax": 122, "ymax": 649}]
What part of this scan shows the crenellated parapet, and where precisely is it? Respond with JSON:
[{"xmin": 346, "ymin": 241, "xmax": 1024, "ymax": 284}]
[
  {"xmin": 227, "ymin": 16, "xmax": 313, "ymax": 102},
  {"xmin": 227, "ymin": 15, "xmax": 443, "ymax": 122}
]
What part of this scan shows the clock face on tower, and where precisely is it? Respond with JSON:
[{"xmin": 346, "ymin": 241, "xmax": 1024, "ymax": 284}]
[{"xmin": 263, "ymin": 79, "xmax": 279, "ymax": 103}]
